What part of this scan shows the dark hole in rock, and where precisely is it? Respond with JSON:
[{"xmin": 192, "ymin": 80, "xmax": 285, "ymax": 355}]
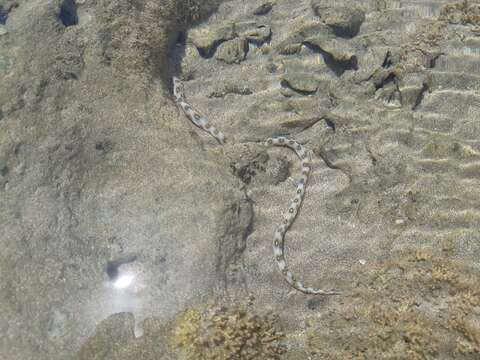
[
  {"xmin": 382, "ymin": 51, "xmax": 393, "ymax": 68},
  {"xmin": 325, "ymin": 54, "xmax": 358, "ymax": 75},
  {"xmin": 0, "ymin": 5, "xmax": 8, "ymax": 24},
  {"xmin": 429, "ymin": 54, "xmax": 442, "ymax": 69},
  {"xmin": 412, "ymin": 83, "xmax": 429, "ymax": 111},
  {"xmin": 329, "ymin": 25, "xmax": 359, "ymax": 39},
  {"xmin": 176, "ymin": 31, "xmax": 186, "ymax": 45},
  {"xmin": 231, "ymin": 163, "xmax": 256, "ymax": 184},
  {"xmin": 95, "ymin": 140, "xmax": 112, "ymax": 152},
  {"xmin": 306, "ymin": 297, "xmax": 325, "ymax": 310},
  {"xmin": 0, "ymin": 109, "xmax": 3, "ymax": 121},
  {"xmin": 106, "ymin": 255, "xmax": 137, "ymax": 280},
  {"xmin": 374, "ymin": 72, "xmax": 396, "ymax": 90},
  {"xmin": 59, "ymin": 0, "xmax": 78, "ymax": 27},
  {"xmin": 63, "ymin": 72, "xmax": 78, "ymax": 80},
  {"xmin": 13, "ymin": 143, "xmax": 22, "ymax": 156},
  {"xmin": 0, "ymin": 165, "xmax": 9, "ymax": 177},
  {"xmin": 324, "ymin": 118, "xmax": 336, "ymax": 132}
]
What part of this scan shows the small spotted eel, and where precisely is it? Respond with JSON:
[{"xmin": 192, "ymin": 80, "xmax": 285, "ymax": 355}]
[
  {"xmin": 172, "ymin": 76, "xmax": 340, "ymax": 295},
  {"xmin": 173, "ymin": 77, "xmax": 226, "ymax": 144}
]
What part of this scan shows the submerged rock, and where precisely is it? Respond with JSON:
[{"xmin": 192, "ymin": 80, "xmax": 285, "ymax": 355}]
[
  {"xmin": 282, "ymin": 72, "xmax": 319, "ymax": 93},
  {"xmin": 190, "ymin": 23, "xmax": 236, "ymax": 57},
  {"xmin": 235, "ymin": 21, "xmax": 271, "ymax": 44},
  {"xmin": 215, "ymin": 37, "xmax": 249, "ymax": 63},
  {"xmin": 312, "ymin": 3, "xmax": 365, "ymax": 37},
  {"xmin": 304, "ymin": 34, "xmax": 357, "ymax": 63}
]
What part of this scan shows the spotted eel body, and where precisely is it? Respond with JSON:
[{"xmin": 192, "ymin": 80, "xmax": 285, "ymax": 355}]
[
  {"xmin": 172, "ymin": 77, "xmax": 340, "ymax": 295},
  {"xmin": 265, "ymin": 137, "xmax": 340, "ymax": 295},
  {"xmin": 173, "ymin": 77, "xmax": 226, "ymax": 144}
]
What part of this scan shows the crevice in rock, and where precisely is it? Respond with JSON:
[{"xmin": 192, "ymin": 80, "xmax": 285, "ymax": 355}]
[
  {"xmin": 316, "ymin": 148, "xmax": 341, "ymax": 171},
  {"xmin": 412, "ymin": 82, "xmax": 429, "ymax": 111},
  {"xmin": 0, "ymin": 165, "xmax": 9, "ymax": 177},
  {"xmin": 63, "ymin": 72, "xmax": 78, "ymax": 80},
  {"xmin": 428, "ymin": 53, "xmax": 443, "ymax": 69},
  {"xmin": 59, "ymin": 0, "xmax": 79, "ymax": 27},
  {"xmin": 245, "ymin": 25, "xmax": 272, "ymax": 45},
  {"xmin": 34, "ymin": 79, "xmax": 49, "ymax": 102},
  {"xmin": 303, "ymin": 42, "xmax": 358, "ymax": 77},
  {"xmin": 315, "ymin": 146, "xmax": 353, "ymax": 182},
  {"xmin": 382, "ymin": 51, "xmax": 393, "ymax": 68},
  {"xmin": 280, "ymin": 79, "xmax": 317, "ymax": 95},
  {"xmin": 254, "ymin": 2, "xmax": 273, "ymax": 16},
  {"xmin": 13, "ymin": 142, "xmax": 23, "ymax": 156},
  {"xmin": 0, "ymin": 5, "xmax": 9, "ymax": 25},
  {"xmin": 176, "ymin": 31, "xmax": 187, "ymax": 45},
  {"xmin": 196, "ymin": 39, "xmax": 226, "ymax": 58},
  {"xmin": 289, "ymin": 117, "xmax": 324, "ymax": 133},
  {"xmin": 374, "ymin": 72, "xmax": 395, "ymax": 90},
  {"xmin": 324, "ymin": 118, "xmax": 336, "ymax": 132}
]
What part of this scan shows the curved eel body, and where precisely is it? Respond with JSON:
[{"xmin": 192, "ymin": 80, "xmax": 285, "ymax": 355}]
[
  {"xmin": 172, "ymin": 76, "xmax": 340, "ymax": 295},
  {"xmin": 173, "ymin": 77, "xmax": 226, "ymax": 144}
]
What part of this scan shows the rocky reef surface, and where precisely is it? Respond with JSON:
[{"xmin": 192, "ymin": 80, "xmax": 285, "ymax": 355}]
[{"xmin": 1, "ymin": 0, "xmax": 479, "ymax": 359}]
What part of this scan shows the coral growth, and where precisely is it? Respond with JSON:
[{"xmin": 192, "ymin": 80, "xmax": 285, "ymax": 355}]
[
  {"xmin": 440, "ymin": 0, "xmax": 480, "ymax": 27},
  {"xmin": 306, "ymin": 251, "xmax": 480, "ymax": 359},
  {"xmin": 172, "ymin": 306, "xmax": 286, "ymax": 360}
]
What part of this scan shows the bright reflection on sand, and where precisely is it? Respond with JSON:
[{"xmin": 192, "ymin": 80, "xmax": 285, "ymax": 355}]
[{"xmin": 113, "ymin": 273, "xmax": 135, "ymax": 289}]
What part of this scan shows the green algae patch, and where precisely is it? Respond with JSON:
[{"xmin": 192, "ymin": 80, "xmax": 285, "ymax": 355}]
[
  {"xmin": 306, "ymin": 251, "xmax": 480, "ymax": 359},
  {"xmin": 172, "ymin": 306, "xmax": 286, "ymax": 360}
]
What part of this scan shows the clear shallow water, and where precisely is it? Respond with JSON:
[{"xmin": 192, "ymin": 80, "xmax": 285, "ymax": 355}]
[{"xmin": 1, "ymin": 0, "xmax": 480, "ymax": 359}]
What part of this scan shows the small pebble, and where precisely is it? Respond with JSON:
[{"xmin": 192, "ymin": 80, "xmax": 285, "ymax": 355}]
[{"xmin": 0, "ymin": 26, "xmax": 7, "ymax": 36}]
